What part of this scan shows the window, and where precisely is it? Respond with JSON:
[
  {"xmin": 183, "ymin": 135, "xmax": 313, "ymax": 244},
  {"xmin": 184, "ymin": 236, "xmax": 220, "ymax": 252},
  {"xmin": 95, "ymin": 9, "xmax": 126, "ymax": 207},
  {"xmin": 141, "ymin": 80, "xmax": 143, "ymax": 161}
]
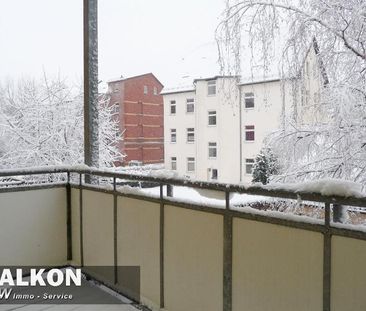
[
  {"xmin": 171, "ymin": 157, "xmax": 177, "ymax": 170},
  {"xmin": 144, "ymin": 85, "xmax": 148, "ymax": 94},
  {"xmin": 153, "ymin": 86, "xmax": 158, "ymax": 95},
  {"xmin": 170, "ymin": 129, "xmax": 176, "ymax": 143},
  {"xmin": 170, "ymin": 100, "xmax": 176, "ymax": 114},
  {"xmin": 187, "ymin": 157, "xmax": 195, "ymax": 172},
  {"xmin": 208, "ymin": 111, "xmax": 217, "ymax": 125},
  {"xmin": 186, "ymin": 98, "xmax": 195, "ymax": 113},
  {"xmin": 211, "ymin": 169, "xmax": 218, "ymax": 180},
  {"xmin": 245, "ymin": 125, "xmax": 255, "ymax": 141},
  {"xmin": 187, "ymin": 128, "xmax": 195, "ymax": 142},
  {"xmin": 208, "ymin": 142, "xmax": 217, "ymax": 158},
  {"xmin": 244, "ymin": 92, "xmax": 254, "ymax": 108},
  {"xmin": 207, "ymin": 80, "xmax": 216, "ymax": 95},
  {"xmin": 245, "ymin": 159, "xmax": 255, "ymax": 174}
]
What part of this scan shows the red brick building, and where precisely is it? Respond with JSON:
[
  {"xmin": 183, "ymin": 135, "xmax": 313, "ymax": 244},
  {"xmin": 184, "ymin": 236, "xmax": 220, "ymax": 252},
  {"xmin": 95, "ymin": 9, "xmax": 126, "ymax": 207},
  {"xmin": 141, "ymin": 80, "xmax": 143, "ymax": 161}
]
[{"xmin": 107, "ymin": 73, "xmax": 164, "ymax": 165}]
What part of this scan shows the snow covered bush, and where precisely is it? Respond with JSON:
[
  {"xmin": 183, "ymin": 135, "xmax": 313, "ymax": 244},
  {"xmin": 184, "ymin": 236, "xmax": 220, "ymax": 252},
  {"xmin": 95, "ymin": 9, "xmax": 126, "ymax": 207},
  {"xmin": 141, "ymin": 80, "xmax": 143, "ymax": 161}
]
[
  {"xmin": 0, "ymin": 76, "xmax": 123, "ymax": 169},
  {"xmin": 252, "ymin": 147, "xmax": 279, "ymax": 184}
]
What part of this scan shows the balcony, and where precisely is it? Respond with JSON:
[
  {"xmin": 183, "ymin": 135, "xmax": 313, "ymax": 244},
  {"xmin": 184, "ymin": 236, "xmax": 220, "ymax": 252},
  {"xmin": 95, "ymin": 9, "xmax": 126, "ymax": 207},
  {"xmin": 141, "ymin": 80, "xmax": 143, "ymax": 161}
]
[{"xmin": 0, "ymin": 166, "xmax": 366, "ymax": 311}]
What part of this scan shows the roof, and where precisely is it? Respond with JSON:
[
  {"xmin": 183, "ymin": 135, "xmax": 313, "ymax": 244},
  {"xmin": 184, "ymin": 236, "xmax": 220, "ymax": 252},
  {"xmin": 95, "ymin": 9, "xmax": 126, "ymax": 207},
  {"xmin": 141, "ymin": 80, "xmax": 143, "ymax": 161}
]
[
  {"xmin": 193, "ymin": 75, "xmax": 239, "ymax": 83},
  {"xmin": 160, "ymin": 85, "xmax": 196, "ymax": 95},
  {"xmin": 160, "ymin": 75, "xmax": 281, "ymax": 95},
  {"xmin": 238, "ymin": 77, "xmax": 281, "ymax": 86},
  {"xmin": 107, "ymin": 73, "xmax": 164, "ymax": 87},
  {"xmin": 160, "ymin": 75, "xmax": 240, "ymax": 95}
]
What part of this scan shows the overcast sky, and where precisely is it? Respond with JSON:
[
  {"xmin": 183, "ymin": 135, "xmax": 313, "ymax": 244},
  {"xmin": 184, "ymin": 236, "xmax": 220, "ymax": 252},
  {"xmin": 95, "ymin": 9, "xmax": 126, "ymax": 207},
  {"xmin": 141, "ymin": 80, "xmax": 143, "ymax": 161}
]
[{"xmin": 0, "ymin": 0, "xmax": 226, "ymax": 89}]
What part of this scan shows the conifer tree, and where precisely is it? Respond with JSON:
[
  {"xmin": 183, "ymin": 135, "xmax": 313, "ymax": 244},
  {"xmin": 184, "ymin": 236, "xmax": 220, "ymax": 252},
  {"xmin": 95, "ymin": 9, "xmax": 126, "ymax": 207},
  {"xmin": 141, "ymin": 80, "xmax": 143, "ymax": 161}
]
[{"xmin": 252, "ymin": 147, "xmax": 279, "ymax": 184}]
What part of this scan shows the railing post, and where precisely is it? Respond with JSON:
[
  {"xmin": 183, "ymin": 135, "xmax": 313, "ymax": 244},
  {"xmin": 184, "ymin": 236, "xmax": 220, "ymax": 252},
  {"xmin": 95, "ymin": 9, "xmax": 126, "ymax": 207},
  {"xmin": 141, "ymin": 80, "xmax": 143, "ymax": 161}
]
[
  {"xmin": 167, "ymin": 184, "xmax": 173, "ymax": 197},
  {"xmin": 223, "ymin": 190, "xmax": 232, "ymax": 311},
  {"xmin": 333, "ymin": 204, "xmax": 346, "ymax": 223},
  {"xmin": 323, "ymin": 202, "xmax": 331, "ymax": 311},
  {"xmin": 159, "ymin": 183, "xmax": 165, "ymax": 308},
  {"xmin": 113, "ymin": 177, "xmax": 118, "ymax": 285},
  {"xmin": 66, "ymin": 172, "xmax": 72, "ymax": 261},
  {"xmin": 79, "ymin": 173, "xmax": 84, "ymax": 267}
]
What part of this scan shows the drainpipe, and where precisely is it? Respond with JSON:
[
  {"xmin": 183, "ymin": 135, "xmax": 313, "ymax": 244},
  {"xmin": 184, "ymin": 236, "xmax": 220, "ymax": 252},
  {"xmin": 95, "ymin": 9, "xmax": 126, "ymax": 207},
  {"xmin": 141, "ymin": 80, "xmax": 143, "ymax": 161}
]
[
  {"xmin": 239, "ymin": 84, "xmax": 242, "ymax": 182},
  {"xmin": 84, "ymin": 0, "xmax": 99, "ymax": 183}
]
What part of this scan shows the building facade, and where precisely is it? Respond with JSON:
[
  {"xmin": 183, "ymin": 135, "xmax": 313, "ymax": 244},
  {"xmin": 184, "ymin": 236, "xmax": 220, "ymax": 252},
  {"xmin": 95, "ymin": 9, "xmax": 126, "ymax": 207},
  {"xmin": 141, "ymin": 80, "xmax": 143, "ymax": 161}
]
[
  {"xmin": 239, "ymin": 79, "xmax": 283, "ymax": 183},
  {"xmin": 108, "ymin": 73, "xmax": 164, "ymax": 165},
  {"xmin": 163, "ymin": 55, "xmax": 322, "ymax": 184},
  {"xmin": 163, "ymin": 77, "xmax": 242, "ymax": 184}
]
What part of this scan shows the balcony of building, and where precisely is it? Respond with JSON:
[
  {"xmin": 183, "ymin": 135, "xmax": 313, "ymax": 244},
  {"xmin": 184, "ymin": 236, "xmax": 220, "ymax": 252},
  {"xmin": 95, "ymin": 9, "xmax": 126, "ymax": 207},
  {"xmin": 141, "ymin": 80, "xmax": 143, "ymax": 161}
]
[{"xmin": 0, "ymin": 167, "xmax": 366, "ymax": 311}]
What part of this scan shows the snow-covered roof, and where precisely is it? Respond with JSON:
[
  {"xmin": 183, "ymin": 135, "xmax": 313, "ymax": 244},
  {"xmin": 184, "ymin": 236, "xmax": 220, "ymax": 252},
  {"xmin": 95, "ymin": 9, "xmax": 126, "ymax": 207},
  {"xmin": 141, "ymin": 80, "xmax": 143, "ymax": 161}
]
[
  {"xmin": 107, "ymin": 76, "xmax": 124, "ymax": 83},
  {"xmin": 193, "ymin": 75, "xmax": 239, "ymax": 83},
  {"xmin": 160, "ymin": 85, "xmax": 195, "ymax": 95},
  {"xmin": 107, "ymin": 73, "xmax": 164, "ymax": 86},
  {"xmin": 238, "ymin": 76, "xmax": 281, "ymax": 86}
]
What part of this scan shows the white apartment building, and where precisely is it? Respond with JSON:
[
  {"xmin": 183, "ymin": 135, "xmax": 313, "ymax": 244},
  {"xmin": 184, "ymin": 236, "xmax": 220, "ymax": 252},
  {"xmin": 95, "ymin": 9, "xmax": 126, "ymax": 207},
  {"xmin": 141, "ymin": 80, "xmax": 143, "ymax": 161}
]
[
  {"xmin": 162, "ymin": 44, "xmax": 324, "ymax": 184},
  {"xmin": 239, "ymin": 78, "xmax": 283, "ymax": 183},
  {"xmin": 162, "ymin": 78, "xmax": 241, "ymax": 184},
  {"xmin": 162, "ymin": 76, "xmax": 284, "ymax": 184},
  {"xmin": 162, "ymin": 86, "xmax": 197, "ymax": 179}
]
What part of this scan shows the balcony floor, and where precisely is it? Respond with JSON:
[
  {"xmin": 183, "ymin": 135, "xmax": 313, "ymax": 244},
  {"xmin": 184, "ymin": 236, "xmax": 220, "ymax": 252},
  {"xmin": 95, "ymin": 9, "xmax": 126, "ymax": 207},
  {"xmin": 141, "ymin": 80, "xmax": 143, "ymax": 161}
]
[
  {"xmin": 0, "ymin": 277, "xmax": 142, "ymax": 311},
  {"xmin": 0, "ymin": 305, "xmax": 140, "ymax": 310}
]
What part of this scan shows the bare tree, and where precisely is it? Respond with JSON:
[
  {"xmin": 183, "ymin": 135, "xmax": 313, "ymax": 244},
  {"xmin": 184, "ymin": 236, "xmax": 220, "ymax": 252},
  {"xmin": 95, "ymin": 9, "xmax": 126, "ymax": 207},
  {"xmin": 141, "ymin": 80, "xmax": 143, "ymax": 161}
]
[
  {"xmin": 217, "ymin": 0, "xmax": 366, "ymax": 184},
  {"xmin": 0, "ymin": 75, "xmax": 123, "ymax": 169}
]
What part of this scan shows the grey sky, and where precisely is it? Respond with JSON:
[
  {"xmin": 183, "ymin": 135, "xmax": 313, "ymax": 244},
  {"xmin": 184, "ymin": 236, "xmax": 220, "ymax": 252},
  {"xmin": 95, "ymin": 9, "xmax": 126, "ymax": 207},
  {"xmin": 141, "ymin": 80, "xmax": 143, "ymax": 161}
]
[{"xmin": 0, "ymin": 0, "xmax": 225, "ymax": 89}]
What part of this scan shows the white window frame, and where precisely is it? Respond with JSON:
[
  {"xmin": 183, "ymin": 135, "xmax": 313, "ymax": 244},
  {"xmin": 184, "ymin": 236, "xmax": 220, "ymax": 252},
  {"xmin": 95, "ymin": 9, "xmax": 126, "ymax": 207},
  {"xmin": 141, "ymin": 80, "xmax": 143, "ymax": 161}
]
[
  {"xmin": 244, "ymin": 125, "xmax": 255, "ymax": 142},
  {"xmin": 245, "ymin": 158, "xmax": 255, "ymax": 174},
  {"xmin": 170, "ymin": 129, "xmax": 176, "ymax": 143},
  {"xmin": 244, "ymin": 92, "xmax": 255, "ymax": 109},
  {"xmin": 187, "ymin": 157, "xmax": 195, "ymax": 172},
  {"xmin": 144, "ymin": 85, "xmax": 148, "ymax": 95},
  {"xmin": 171, "ymin": 157, "xmax": 177, "ymax": 170},
  {"xmin": 208, "ymin": 110, "xmax": 217, "ymax": 126},
  {"xmin": 186, "ymin": 128, "xmax": 195, "ymax": 143},
  {"xmin": 208, "ymin": 142, "xmax": 217, "ymax": 159},
  {"xmin": 170, "ymin": 100, "xmax": 176, "ymax": 115},
  {"xmin": 207, "ymin": 80, "xmax": 216, "ymax": 96},
  {"xmin": 186, "ymin": 98, "xmax": 195, "ymax": 113},
  {"xmin": 153, "ymin": 86, "xmax": 158, "ymax": 95}
]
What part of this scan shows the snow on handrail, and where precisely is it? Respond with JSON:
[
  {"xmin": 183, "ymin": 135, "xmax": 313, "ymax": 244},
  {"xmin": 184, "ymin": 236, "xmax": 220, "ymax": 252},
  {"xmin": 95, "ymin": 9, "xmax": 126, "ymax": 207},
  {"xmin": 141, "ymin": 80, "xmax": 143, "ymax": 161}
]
[{"xmin": 1, "ymin": 165, "xmax": 366, "ymax": 207}]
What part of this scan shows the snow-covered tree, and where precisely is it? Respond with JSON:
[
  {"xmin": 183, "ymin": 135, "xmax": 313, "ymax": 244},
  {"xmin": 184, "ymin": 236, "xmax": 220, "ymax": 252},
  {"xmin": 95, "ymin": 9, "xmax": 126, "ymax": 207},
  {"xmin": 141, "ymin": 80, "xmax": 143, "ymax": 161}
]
[
  {"xmin": 217, "ymin": 0, "xmax": 366, "ymax": 184},
  {"xmin": 0, "ymin": 76, "xmax": 123, "ymax": 169},
  {"xmin": 252, "ymin": 147, "xmax": 279, "ymax": 184}
]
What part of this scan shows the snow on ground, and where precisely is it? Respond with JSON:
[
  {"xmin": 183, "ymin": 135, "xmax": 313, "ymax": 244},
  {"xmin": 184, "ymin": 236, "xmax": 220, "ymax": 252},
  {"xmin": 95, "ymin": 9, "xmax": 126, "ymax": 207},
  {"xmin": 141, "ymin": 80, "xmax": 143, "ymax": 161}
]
[
  {"xmin": 119, "ymin": 185, "xmax": 225, "ymax": 208},
  {"xmin": 122, "ymin": 185, "xmax": 277, "ymax": 209}
]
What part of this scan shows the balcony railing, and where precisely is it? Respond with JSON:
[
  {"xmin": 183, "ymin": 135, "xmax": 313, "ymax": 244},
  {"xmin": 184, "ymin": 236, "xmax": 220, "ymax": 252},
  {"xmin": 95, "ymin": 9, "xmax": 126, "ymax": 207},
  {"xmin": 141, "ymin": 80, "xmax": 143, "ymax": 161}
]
[{"xmin": 1, "ymin": 166, "xmax": 366, "ymax": 311}]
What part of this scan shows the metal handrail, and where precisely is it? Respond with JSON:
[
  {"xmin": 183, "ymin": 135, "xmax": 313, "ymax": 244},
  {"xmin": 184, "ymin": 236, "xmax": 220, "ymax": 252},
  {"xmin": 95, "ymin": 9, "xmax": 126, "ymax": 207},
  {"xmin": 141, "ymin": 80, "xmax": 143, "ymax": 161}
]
[{"xmin": 1, "ymin": 166, "xmax": 366, "ymax": 208}]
